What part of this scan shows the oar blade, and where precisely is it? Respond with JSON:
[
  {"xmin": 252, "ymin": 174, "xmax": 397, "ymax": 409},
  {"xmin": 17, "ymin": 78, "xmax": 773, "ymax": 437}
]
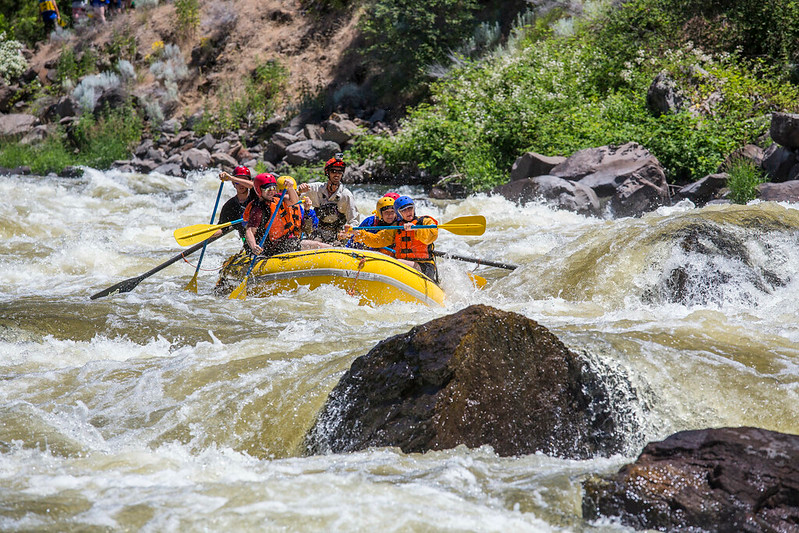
[
  {"xmin": 184, "ymin": 272, "xmax": 198, "ymax": 293},
  {"xmin": 228, "ymin": 279, "xmax": 248, "ymax": 300},
  {"xmin": 439, "ymin": 215, "xmax": 486, "ymax": 236},
  {"xmin": 90, "ymin": 275, "xmax": 145, "ymax": 300},
  {"xmin": 467, "ymin": 272, "xmax": 487, "ymax": 289},
  {"xmin": 174, "ymin": 224, "xmax": 219, "ymax": 246}
]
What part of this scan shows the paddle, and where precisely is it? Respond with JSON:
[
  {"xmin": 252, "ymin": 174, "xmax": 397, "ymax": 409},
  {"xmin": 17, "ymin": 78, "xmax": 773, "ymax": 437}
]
[
  {"xmin": 185, "ymin": 181, "xmax": 225, "ymax": 293},
  {"xmin": 432, "ymin": 250, "xmax": 518, "ymax": 270},
  {"xmin": 90, "ymin": 232, "xmax": 227, "ymax": 300},
  {"xmin": 174, "ymin": 218, "xmax": 244, "ymax": 247},
  {"xmin": 229, "ymin": 189, "xmax": 287, "ymax": 300},
  {"xmin": 349, "ymin": 215, "xmax": 486, "ymax": 236},
  {"xmin": 379, "ymin": 246, "xmax": 487, "ymax": 288}
]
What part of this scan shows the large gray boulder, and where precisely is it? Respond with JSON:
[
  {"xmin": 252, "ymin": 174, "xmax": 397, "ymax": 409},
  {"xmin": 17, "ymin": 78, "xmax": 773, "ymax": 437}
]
[
  {"xmin": 583, "ymin": 427, "xmax": 799, "ymax": 532},
  {"xmin": 646, "ymin": 72, "xmax": 685, "ymax": 116},
  {"xmin": 492, "ymin": 175, "xmax": 600, "ymax": 216},
  {"xmin": 181, "ymin": 148, "xmax": 212, "ymax": 170},
  {"xmin": 321, "ymin": 118, "xmax": 360, "ymax": 146},
  {"xmin": 510, "ymin": 151, "xmax": 567, "ymax": 181},
  {"xmin": 551, "ymin": 143, "xmax": 669, "ymax": 216},
  {"xmin": 759, "ymin": 180, "xmax": 799, "ymax": 203},
  {"xmin": 762, "ymin": 143, "xmax": 799, "ymax": 183},
  {"xmin": 770, "ymin": 112, "xmax": 799, "ymax": 149},
  {"xmin": 263, "ymin": 131, "xmax": 299, "ymax": 163},
  {"xmin": 674, "ymin": 173, "xmax": 728, "ymax": 205},
  {"xmin": 305, "ymin": 305, "xmax": 629, "ymax": 459},
  {"xmin": 284, "ymin": 139, "xmax": 341, "ymax": 166},
  {"xmin": 0, "ymin": 113, "xmax": 38, "ymax": 137}
]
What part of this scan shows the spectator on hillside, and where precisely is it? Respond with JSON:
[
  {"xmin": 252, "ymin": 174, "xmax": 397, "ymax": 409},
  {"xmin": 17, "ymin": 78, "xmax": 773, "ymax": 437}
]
[
  {"xmin": 38, "ymin": 0, "xmax": 62, "ymax": 36},
  {"xmin": 91, "ymin": 0, "xmax": 107, "ymax": 23}
]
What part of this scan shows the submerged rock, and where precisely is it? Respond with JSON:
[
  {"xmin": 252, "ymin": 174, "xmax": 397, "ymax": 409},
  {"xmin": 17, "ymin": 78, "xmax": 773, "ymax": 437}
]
[
  {"xmin": 305, "ymin": 304, "xmax": 628, "ymax": 458},
  {"xmin": 582, "ymin": 427, "xmax": 799, "ymax": 532}
]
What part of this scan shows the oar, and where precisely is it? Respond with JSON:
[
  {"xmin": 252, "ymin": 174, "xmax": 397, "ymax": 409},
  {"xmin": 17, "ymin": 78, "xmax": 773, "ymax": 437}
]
[
  {"xmin": 174, "ymin": 218, "xmax": 244, "ymax": 247},
  {"xmin": 350, "ymin": 215, "xmax": 486, "ymax": 236},
  {"xmin": 229, "ymin": 189, "xmax": 286, "ymax": 300},
  {"xmin": 432, "ymin": 250, "xmax": 518, "ymax": 270},
  {"xmin": 90, "ymin": 233, "xmax": 228, "ymax": 300},
  {"xmin": 380, "ymin": 247, "xmax": 487, "ymax": 288},
  {"xmin": 185, "ymin": 182, "xmax": 225, "ymax": 293}
]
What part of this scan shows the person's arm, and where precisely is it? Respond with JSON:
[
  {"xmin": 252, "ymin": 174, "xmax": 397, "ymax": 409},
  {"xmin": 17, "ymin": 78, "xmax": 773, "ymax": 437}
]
[
  {"xmin": 353, "ymin": 228, "xmax": 396, "ymax": 248},
  {"xmin": 245, "ymin": 226, "xmax": 261, "ymax": 254},
  {"xmin": 412, "ymin": 216, "xmax": 439, "ymax": 244},
  {"xmin": 220, "ymin": 171, "xmax": 253, "ymax": 189}
]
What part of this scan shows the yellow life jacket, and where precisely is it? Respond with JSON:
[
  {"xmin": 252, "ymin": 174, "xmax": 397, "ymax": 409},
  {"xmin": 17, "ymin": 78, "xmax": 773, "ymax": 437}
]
[{"xmin": 39, "ymin": 0, "xmax": 58, "ymax": 14}]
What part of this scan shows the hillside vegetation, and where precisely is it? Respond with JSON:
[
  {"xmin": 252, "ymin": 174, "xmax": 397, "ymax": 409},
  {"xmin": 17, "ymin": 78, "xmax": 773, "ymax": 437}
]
[{"xmin": 2, "ymin": 0, "xmax": 799, "ymax": 191}]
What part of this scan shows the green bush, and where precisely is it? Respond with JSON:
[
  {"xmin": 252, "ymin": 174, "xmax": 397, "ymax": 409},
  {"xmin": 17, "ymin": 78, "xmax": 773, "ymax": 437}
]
[
  {"xmin": 0, "ymin": 133, "xmax": 73, "ymax": 175},
  {"xmin": 175, "ymin": 0, "xmax": 200, "ymax": 38},
  {"xmin": 0, "ymin": 104, "xmax": 143, "ymax": 174},
  {"xmin": 70, "ymin": 104, "xmax": 144, "ymax": 169},
  {"xmin": 353, "ymin": 0, "xmax": 799, "ymax": 191},
  {"xmin": 726, "ymin": 157, "xmax": 765, "ymax": 204},
  {"xmin": 361, "ymin": 0, "xmax": 479, "ymax": 88},
  {"xmin": 194, "ymin": 60, "xmax": 288, "ymax": 136}
]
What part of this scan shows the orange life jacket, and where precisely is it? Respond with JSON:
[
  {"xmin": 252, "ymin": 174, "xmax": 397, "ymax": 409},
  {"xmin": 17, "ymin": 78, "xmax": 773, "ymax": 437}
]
[
  {"xmin": 243, "ymin": 197, "xmax": 302, "ymax": 243},
  {"xmin": 394, "ymin": 216, "xmax": 436, "ymax": 262}
]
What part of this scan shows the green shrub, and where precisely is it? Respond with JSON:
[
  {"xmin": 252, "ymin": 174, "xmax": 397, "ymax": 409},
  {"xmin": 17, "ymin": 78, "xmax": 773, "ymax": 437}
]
[
  {"xmin": 726, "ymin": 157, "xmax": 765, "ymax": 204},
  {"xmin": 194, "ymin": 60, "xmax": 288, "ymax": 135},
  {"xmin": 0, "ymin": 104, "xmax": 143, "ymax": 174},
  {"xmin": 353, "ymin": 0, "xmax": 799, "ymax": 191},
  {"xmin": 0, "ymin": 133, "xmax": 73, "ymax": 175},
  {"xmin": 361, "ymin": 0, "xmax": 479, "ymax": 88},
  {"xmin": 175, "ymin": 0, "xmax": 200, "ymax": 38},
  {"xmin": 71, "ymin": 104, "xmax": 144, "ymax": 169}
]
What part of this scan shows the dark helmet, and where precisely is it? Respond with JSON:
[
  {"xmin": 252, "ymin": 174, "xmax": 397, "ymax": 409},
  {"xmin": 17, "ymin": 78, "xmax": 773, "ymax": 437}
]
[
  {"xmin": 233, "ymin": 165, "xmax": 251, "ymax": 178},
  {"xmin": 324, "ymin": 153, "xmax": 346, "ymax": 174},
  {"xmin": 253, "ymin": 173, "xmax": 277, "ymax": 194},
  {"xmin": 393, "ymin": 195, "xmax": 414, "ymax": 215}
]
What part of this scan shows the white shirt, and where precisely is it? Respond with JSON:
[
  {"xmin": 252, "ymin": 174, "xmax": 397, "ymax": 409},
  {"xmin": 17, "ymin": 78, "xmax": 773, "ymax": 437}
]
[{"xmin": 303, "ymin": 181, "xmax": 360, "ymax": 224}]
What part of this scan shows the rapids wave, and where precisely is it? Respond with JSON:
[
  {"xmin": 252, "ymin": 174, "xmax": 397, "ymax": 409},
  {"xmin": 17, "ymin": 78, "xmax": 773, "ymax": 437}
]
[{"xmin": 1, "ymin": 169, "xmax": 797, "ymax": 531}]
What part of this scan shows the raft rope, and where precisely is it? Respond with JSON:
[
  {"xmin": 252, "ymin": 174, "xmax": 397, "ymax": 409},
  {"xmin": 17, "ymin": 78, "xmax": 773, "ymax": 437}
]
[{"xmin": 347, "ymin": 255, "xmax": 369, "ymax": 296}]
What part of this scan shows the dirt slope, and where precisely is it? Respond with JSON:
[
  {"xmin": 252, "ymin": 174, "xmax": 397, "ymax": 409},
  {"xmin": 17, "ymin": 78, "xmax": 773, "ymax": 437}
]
[{"xmin": 30, "ymin": 0, "xmax": 363, "ymax": 119}]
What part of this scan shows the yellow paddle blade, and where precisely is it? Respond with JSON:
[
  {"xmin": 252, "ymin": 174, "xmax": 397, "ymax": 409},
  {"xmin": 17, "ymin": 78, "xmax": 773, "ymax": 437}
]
[
  {"xmin": 174, "ymin": 222, "xmax": 230, "ymax": 246},
  {"xmin": 467, "ymin": 272, "xmax": 487, "ymax": 289},
  {"xmin": 228, "ymin": 278, "xmax": 247, "ymax": 300},
  {"xmin": 438, "ymin": 215, "xmax": 486, "ymax": 236},
  {"xmin": 184, "ymin": 272, "xmax": 198, "ymax": 293}
]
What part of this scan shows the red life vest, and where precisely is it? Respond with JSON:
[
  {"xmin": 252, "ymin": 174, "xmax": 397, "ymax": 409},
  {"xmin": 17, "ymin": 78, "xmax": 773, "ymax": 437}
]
[
  {"xmin": 394, "ymin": 215, "xmax": 437, "ymax": 262},
  {"xmin": 243, "ymin": 197, "xmax": 302, "ymax": 243}
]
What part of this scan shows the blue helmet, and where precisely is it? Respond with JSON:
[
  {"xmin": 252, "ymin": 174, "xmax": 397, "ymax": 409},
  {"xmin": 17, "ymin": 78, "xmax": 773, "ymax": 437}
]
[{"xmin": 394, "ymin": 195, "xmax": 414, "ymax": 215}]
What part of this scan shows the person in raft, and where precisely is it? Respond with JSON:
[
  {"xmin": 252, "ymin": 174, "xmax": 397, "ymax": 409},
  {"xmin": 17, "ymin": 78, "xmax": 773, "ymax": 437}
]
[
  {"xmin": 297, "ymin": 153, "xmax": 359, "ymax": 244},
  {"xmin": 214, "ymin": 166, "xmax": 257, "ymax": 250},
  {"xmin": 243, "ymin": 173, "xmax": 302, "ymax": 258},
  {"xmin": 345, "ymin": 194, "xmax": 399, "ymax": 257},
  {"xmin": 343, "ymin": 195, "xmax": 439, "ymax": 282}
]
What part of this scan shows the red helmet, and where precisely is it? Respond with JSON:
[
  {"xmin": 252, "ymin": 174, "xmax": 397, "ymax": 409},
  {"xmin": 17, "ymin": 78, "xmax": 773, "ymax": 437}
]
[
  {"xmin": 253, "ymin": 173, "xmax": 277, "ymax": 194},
  {"xmin": 324, "ymin": 153, "xmax": 346, "ymax": 173},
  {"xmin": 233, "ymin": 165, "xmax": 251, "ymax": 178},
  {"xmin": 382, "ymin": 192, "xmax": 400, "ymax": 200}
]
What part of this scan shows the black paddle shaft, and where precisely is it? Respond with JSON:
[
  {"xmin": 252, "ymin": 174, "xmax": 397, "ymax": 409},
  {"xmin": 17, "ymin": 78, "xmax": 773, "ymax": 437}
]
[
  {"xmin": 90, "ymin": 233, "xmax": 227, "ymax": 300},
  {"xmin": 433, "ymin": 250, "xmax": 518, "ymax": 270}
]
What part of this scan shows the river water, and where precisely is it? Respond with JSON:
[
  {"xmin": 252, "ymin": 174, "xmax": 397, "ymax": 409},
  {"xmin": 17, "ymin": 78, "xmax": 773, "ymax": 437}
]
[{"xmin": 1, "ymin": 168, "xmax": 797, "ymax": 532}]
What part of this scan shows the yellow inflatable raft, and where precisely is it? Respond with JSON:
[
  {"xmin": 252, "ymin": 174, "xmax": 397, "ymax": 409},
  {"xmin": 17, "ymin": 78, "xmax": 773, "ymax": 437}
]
[{"xmin": 215, "ymin": 248, "xmax": 445, "ymax": 307}]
